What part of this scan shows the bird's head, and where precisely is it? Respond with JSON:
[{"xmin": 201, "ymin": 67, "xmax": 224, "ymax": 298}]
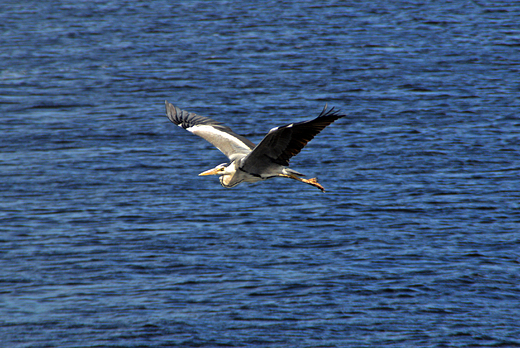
[
  {"xmin": 198, "ymin": 163, "xmax": 232, "ymax": 177},
  {"xmin": 199, "ymin": 163, "xmax": 239, "ymax": 188}
]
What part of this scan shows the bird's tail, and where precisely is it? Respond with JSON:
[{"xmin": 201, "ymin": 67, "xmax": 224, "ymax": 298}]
[{"xmin": 282, "ymin": 168, "xmax": 305, "ymax": 177}]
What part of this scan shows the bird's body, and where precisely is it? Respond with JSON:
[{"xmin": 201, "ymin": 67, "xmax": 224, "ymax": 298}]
[{"xmin": 165, "ymin": 101, "xmax": 344, "ymax": 192}]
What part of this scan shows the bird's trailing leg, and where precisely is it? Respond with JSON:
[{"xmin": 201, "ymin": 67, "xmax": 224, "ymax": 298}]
[{"xmin": 280, "ymin": 174, "xmax": 326, "ymax": 192}]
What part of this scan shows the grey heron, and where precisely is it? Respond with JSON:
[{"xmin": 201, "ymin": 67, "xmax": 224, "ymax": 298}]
[{"xmin": 165, "ymin": 101, "xmax": 345, "ymax": 192}]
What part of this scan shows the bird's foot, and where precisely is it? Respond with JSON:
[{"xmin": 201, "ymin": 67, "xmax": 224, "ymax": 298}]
[
  {"xmin": 300, "ymin": 177, "xmax": 326, "ymax": 192},
  {"xmin": 280, "ymin": 174, "xmax": 326, "ymax": 192}
]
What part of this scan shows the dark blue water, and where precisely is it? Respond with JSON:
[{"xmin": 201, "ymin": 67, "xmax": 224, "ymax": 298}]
[{"xmin": 2, "ymin": 1, "xmax": 520, "ymax": 347}]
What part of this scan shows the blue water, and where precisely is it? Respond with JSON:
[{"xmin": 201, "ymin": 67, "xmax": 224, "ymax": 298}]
[{"xmin": 1, "ymin": 1, "xmax": 520, "ymax": 347}]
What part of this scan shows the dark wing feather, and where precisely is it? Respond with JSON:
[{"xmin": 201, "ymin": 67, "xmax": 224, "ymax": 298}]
[
  {"xmin": 165, "ymin": 101, "xmax": 255, "ymax": 160},
  {"xmin": 166, "ymin": 102, "xmax": 222, "ymax": 129},
  {"xmin": 241, "ymin": 106, "xmax": 345, "ymax": 171}
]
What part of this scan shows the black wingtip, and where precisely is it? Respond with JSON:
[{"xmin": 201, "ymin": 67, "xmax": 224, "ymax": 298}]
[
  {"xmin": 165, "ymin": 100, "xmax": 182, "ymax": 126},
  {"xmin": 317, "ymin": 104, "xmax": 346, "ymax": 120},
  {"xmin": 165, "ymin": 101, "xmax": 193, "ymax": 129}
]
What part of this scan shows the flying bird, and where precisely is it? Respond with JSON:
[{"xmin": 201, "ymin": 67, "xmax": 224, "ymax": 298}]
[{"xmin": 165, "ymin": 101, "xmax": 344, "ymax": 192}]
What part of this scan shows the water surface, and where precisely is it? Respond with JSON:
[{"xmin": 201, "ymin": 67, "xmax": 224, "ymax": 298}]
[{"xmin": 1, "ymin": 1, "xmax": 519, "ymax": 347}]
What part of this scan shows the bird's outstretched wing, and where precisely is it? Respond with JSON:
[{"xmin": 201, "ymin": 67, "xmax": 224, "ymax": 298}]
[
  {"xmin": 165, "ymin": 101, "xmax": 255, "ymax": 161},
  {"xmin": 241, "ymin": 106, "xmax": 345, "ymax": 172}
]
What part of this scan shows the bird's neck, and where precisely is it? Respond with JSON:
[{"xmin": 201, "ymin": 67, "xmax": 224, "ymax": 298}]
[{"xmin": 223, "ymin": 162, "xmax": 238, "ymax": 175}]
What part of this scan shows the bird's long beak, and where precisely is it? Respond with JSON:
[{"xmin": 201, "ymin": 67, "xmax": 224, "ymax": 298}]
[{"xmin": 198, "ymin": 167, "xmax": 221, "ymax": 176}]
